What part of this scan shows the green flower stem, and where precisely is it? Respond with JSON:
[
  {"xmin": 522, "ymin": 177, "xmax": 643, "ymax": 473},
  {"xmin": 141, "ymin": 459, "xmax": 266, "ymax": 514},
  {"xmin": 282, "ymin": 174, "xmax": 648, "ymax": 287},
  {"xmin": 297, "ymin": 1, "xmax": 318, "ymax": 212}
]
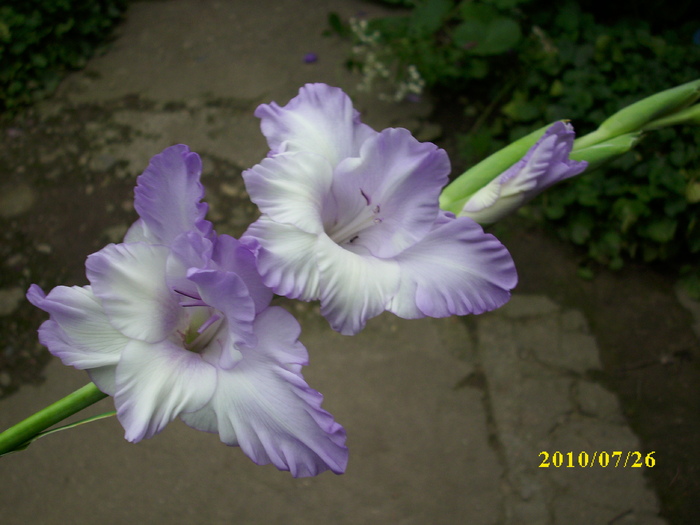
[{"xmin": 0, "ymin": 382, "xmax": 108, "ymax": 456}]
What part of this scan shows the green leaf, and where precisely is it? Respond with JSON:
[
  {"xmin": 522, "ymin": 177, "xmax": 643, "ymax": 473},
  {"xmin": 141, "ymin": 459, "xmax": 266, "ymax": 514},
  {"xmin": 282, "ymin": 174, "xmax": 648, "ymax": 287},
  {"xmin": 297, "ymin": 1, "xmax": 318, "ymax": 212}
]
[
  {"xmin": 554, "ymin": 3, "xmax": 581, "ymax": 33},
  {"xmin": 55, "ymin": 18, "xmax": 74, "ymax": 36},
  {"xmin": 569, "ymin": 214, "xmax": 594, "ymax": 244},
  {"xmin": 453, "ymin": 5, "xmax": 521, "ymax": 56},
  {"xmin": 466, "ymin": 58, "xmax": 489, "ymax": 78},
  {"xmin": 577, "ymin": 266, "xmax": 595, "ymax": 280},
  {"xmin": 475, "ymin": 17, "xmax": 521, "ymax": 55},
  {"xmin": 31, "ymin": 53, "xmax": 48, "ymax": 68},
  {"xmin": 613, "ymin": 198, "xmax": 647, "ymax": 232},
  {"xmin": 678, "ymin": 269, "xmax": 700, "ymax": 300},
  {"xmin": 501, "ymin": 91, "xmax": 540, "ymax": 121},
  {"xmin": 409, "ymin": 0, "xmax": 453, "ymax": 35},
  {"xmin": 457, "ymin": 2, "xmax": 496, "ymax": 21},
  {"xmin": 483, "ymin": 0, "xmax": 525, "ymax": 8},
  {"xmin": 327, "ymin": 12, "xmax": 347, "ymax": 37},
  {"xmin": 0, "ymin": 21, "xmax": 10, "ymax": 41},
  {"xmin": 686, "ymin": 181, "xmax": 700, "ymax": 203},
  {"xmin": 645, "ymin": 218, "xmax": 677, "ymax": 243}
]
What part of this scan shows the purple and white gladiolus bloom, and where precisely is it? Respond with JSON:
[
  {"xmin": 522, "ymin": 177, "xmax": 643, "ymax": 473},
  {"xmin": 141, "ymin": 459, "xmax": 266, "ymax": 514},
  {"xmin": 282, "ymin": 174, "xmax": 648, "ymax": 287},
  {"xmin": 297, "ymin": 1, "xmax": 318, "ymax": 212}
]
[
  {"xmin": 242, "ymin": 83, "xmax": 518, "ymax": 336},
  {"xmin": 459, "ymin": 121, "xmax": 588, "ymax": 224},
  {"xmin": 27, "ymin": 145, "xmax": 347, "ymax": 477}
]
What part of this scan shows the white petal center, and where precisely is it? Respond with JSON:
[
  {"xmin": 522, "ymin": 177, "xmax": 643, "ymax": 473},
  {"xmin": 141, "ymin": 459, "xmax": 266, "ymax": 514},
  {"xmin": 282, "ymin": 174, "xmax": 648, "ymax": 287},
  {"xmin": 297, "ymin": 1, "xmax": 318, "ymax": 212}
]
[{"xmin": 325, "ymin": 190, "xmax": 383, "ymax": 246}]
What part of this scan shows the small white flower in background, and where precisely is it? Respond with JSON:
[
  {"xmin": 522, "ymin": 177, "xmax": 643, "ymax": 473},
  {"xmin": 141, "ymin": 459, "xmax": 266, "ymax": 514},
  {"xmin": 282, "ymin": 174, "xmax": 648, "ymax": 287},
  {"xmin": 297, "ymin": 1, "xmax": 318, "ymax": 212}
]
[{"xmin": 349, "ymin": 17, "xmax": 425, "ymax": 102}]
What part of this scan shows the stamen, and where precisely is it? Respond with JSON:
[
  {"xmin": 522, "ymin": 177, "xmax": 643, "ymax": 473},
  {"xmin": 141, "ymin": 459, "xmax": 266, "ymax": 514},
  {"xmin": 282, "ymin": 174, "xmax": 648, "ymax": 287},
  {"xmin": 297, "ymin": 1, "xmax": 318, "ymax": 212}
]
[
  {"xmin": 360, "ymin": 188, "xmax": 371, "ymax": 205},
  {"xmin": 327, "ymin": 190, "xmax": 386, "ymax": 245},
  {"xmin": 174, "ymin": 288, "xmax": 208, "ymax": 308},
  {"xmin": 198, "ymin": 313, "xmax": 222, "ymax": 334},
  {"xmin": 174, "ymin": 289, "xmax": 199, "ymax": 300},
  {"xmin": 327, "ymin": 209, "xmax": 375, "ymax": 244},
  {"xmin": 181, "ymin": 299, "xmax": 208, "ymax": 307}
]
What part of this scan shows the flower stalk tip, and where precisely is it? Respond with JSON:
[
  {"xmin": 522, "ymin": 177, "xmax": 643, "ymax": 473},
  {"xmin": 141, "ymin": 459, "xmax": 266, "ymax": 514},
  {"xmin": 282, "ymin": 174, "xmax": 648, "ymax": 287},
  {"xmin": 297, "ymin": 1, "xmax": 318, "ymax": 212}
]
[
  {"xmin": 641, "ymin": 102, "xmax": 700, "ymax": 130},
  {"xmin": 574, "ymin": 78, "xmax": 700, "ymax": 149}
]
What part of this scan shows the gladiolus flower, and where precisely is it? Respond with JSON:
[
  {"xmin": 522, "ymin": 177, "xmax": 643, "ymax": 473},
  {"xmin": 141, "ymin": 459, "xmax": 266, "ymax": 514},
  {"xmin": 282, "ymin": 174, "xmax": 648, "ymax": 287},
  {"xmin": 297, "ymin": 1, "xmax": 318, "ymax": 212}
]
[
  {"xmin": 241, "ymin": 84, "xmax": 517, "ymax": 335},
  {"xmin": 27, "ymin": 145, "xmax": 347, "ymax": 477}
]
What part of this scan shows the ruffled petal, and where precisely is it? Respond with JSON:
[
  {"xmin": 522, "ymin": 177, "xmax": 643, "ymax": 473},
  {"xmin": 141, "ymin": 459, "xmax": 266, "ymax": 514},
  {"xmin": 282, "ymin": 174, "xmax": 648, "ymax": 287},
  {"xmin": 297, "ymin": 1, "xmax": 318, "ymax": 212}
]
[
  {"xmin": 527, "ymin": 122, "xmax": 587, "ymax": 190},
  {"xmin": 86, "ymin": 243, "xmax": 181, "ymax": 343},
  {"xmin": 211, "ymin": 234, "xmax": 273, "ymax": 314},
  {"xmin": 114, "ymin": 339, "xmax": 217, "ymax": 442},
  {"xmin": 243, "ymin": 151, "xmax": 333, "ymax": 234},
  {"xmin": 181, "ymin": 307, "xmax": 348, "ymax": 477},
  {"xmin": 188, "ymin": 268, "xmax": 257, "ymax": 368},
  {"xmin": 316, "ymin": 235, "xmax": 401, "ymax": 335},
  {"xmin": 500, "ymin": 123, "xmax": 582, "ymax": 193},
  {"xmin": 241, "ymin": 218, "xmax": 321, "ymax": 300},
  {"xmin": 165, "ymin": 231, "xmax": 215, "ymax": 300},
  {"xmin": 389, "ymin": 216, "xmax": 517, "ymax": 318},
  {"xmin": 26, "ymin": 284, "xmax": 126, "ymax": 369},
  {"xmin": 329, "ymin": 127, "xmax": 449, "ymax": 258},
  {"xmin": 133, "ymin": 144, "xmax": 212, "ymax": 245},
  {"xmin": 255, "ymin": 83, "xmax": 376, "ymax": 165},
  {"xmin": 168, "ymin": 231, "xmax": 214, "ymax": 273}
]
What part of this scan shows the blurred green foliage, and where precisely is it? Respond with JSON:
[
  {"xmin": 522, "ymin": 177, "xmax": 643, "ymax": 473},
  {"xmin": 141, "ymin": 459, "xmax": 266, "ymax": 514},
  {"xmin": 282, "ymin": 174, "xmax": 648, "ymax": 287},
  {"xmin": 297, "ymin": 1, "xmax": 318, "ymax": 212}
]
[
  {"xmin": 502, "ymin": 3, "xmax": 700, "ymax": 294},
  {"xmin": 0, "ymin": 0, "xmax": 127, "ymax": 114},
  {"xmin": 330, "ymin": 0, "xmax": 531, "ymax": 91},
  {"xmin": 331, "ymin": 0, "xmax": 700, "ymax": 294}
]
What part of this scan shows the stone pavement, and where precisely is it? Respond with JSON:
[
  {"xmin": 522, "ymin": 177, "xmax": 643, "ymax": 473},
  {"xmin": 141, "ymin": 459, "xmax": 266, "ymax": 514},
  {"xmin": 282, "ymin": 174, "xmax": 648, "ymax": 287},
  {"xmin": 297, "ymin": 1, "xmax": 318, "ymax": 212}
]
[{"xmin": 0, "ymin": 1, "xmax": 669, "ymax": 523}]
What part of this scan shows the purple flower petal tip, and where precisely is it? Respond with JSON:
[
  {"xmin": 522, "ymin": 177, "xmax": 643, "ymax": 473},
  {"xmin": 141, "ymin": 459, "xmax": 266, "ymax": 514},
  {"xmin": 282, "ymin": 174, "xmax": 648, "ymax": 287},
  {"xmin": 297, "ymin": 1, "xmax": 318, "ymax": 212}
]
[{"xmin": 133, "ymin": 144, "xmax": 212, "ymax": 245}]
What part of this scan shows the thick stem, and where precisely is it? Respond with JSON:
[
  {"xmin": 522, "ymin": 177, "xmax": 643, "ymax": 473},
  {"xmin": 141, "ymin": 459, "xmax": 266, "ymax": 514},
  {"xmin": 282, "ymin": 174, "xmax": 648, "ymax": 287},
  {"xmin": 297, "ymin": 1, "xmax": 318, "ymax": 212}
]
[{"xmin": 0, "ymin": 382, "xmax": 108, "ymax": 456}]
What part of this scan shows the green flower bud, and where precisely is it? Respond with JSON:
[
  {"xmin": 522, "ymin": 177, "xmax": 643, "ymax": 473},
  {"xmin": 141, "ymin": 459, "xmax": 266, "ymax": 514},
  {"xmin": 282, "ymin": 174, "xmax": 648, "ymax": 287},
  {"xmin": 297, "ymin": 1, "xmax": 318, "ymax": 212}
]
[
  {"xmin": 574, "ymin": 78, "xmax": 700, "ymax": 149},
  {"xmin": 642, "ymin": 103, "xmax": 700, "ymax": 130},
  {"xmin": 570, "ymin": 132, "xmax": 643, "ymax": 172}
]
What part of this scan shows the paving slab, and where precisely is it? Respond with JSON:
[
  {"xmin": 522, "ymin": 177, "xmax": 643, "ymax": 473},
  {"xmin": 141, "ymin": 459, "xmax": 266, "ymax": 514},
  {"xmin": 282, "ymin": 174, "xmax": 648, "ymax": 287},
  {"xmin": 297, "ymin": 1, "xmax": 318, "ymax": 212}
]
[
  {"xmin": 477, "ymin": 296, "xmax": 664, "ymax": 525},
  {"xmin": 1, "ymin": 313, "xmax": 505, "ymax": 525},
  {"xmin": 0, "ymin": 1, "xmax": 666, "ymax": 524}
]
